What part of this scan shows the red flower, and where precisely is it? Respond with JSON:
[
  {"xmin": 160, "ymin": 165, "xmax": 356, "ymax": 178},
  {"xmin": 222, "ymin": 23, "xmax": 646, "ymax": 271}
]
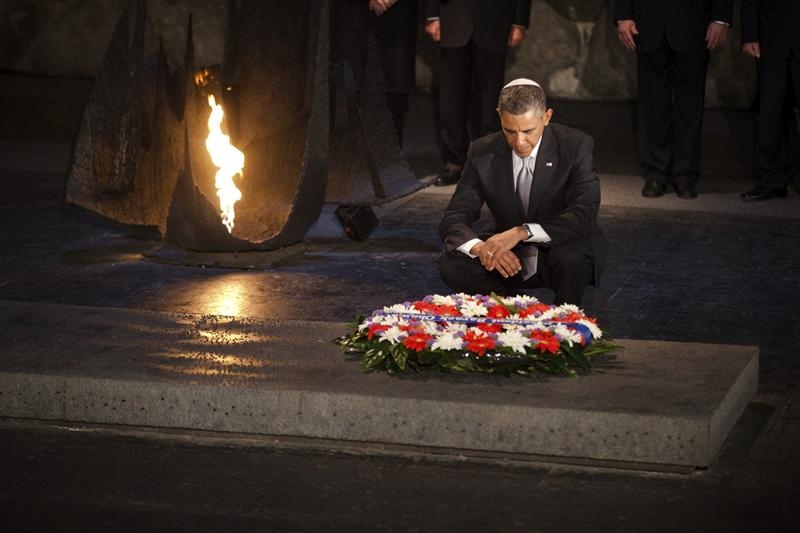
[
  {"xmin": 403, "ymin": 333, "xmax": 432, "ymax": 352},
  {"xmin": 367, "ymin": 324, "xmax": 389, "ymax": 340},
  {"xmin": 555, "ymin": 311, "xmax": 586, "ymax": 323},
  {"xmin": 464, "ymin": 329, "xmax": 496, "ymax": 356},
  {"xmin": 434, "ymin": 305, "xmax": 461, "ymax": 317},
  {"xmin": 536, "ymin": 336, "xmax": 561, "ymax": 354},
  {"xmin": 412, "ymin": 301, "xmax": 433, "ymax": 313},
  {"xmin": 398, "ymin": 320, "xmax": 427, "ymax": 334},
  {"xmin": 477, "ymin": 322, "xmax": 503, "ymax": 334},
  {"xmin": 487, "ymin": 305, "xmax": 510, "ymax": 318},
  {"xmin": 530, "ymin": 330, "xmax": 553, "ymax": 341},
  {"xmin": 412, "ymin": 302, "xmax": 461, "ymax": 318},
  {"xmin": 530, "ymin": 330, "xmax": 560, "ymax": 354},
  {"xmin": 518, "ymin": 303, "xmax": 551, "ymax": 318}
]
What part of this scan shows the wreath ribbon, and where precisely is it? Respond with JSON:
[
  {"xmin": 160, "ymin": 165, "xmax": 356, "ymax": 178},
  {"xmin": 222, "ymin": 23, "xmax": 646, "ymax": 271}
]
[{"xmin": 372, "ymin": 311, "xmax": 595, "ymax": 342}]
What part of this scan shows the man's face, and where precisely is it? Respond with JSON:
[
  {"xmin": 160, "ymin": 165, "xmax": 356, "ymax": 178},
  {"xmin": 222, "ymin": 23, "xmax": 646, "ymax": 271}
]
[{"xmin": 499, "ymin": 108, "xmax": 553, "ymax": 158}]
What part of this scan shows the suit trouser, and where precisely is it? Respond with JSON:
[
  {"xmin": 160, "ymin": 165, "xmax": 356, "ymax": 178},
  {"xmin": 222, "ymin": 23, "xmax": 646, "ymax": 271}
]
[
  {"xmin": 637, "ymin": 36, "xmax": 709, "ymax": 184},
  {"xmin": 372, "ymin": 0, "xmax": 418, "ymax": 144},
  {"xmin": 437, "ymin": 238, "xmax": 595, "ymax": 306},
  {"xmin": 755, "ymin": 51, "xmax": 800, "ymax": 188},
  {"xmin": 439, "ymin": 43, "xmax": 507, "ymax": 168}
]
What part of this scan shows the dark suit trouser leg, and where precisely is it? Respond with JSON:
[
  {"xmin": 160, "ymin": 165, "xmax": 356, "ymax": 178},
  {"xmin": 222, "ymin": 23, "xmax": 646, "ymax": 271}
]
[
  {"xmin": 670, "ymin": 48, "xmax": 708, "ymax": 183},
  {"xmin": 535, "ymin": 238, "xmax": 594, "ymax": 306},
  {"xmin": 470, "ymin": 45, "xmax": 506, "ymax": 140},
  {"xmin": 439, "ymin": 46, "xmax": 473, "ymax": 167},
  {"xmin": 780, "ymin": 89, "xmax": 800, "ymax": 181},
  {"xmin": 372, "ymin": 1, "xmax": 417, "ymax": 148},
  {"xmin": 790, "ymin": 56, "xmax": 800, "ymax": 183},
  {"xmin": 437, "ymin": 237, "xmax": 594, "ymax": 306},
  {"xmin": 331, "ymin": 0, "xmax": 370, "ymax": 90},
  {"xmin": 637, "ymin": 40, "xmax": 675, "ymax": 184},
  {"xmin": 437, "ymin": 251, "xmax": 517, "ymax": 296},
  {"xmin": 756, "ymin": 53, "xmax": 800, "ymax": 188}
]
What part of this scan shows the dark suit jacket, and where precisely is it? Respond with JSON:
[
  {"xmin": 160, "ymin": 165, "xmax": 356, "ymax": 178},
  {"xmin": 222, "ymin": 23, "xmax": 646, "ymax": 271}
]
[
  {"xmin": 741, "ymin": 0, "xmax": 800, "ymax": 57},
  {"xmin": 613, "ymin": 0, "xmax": 732, "ymax": 51},
  {"xmin": 426, "ymin": 0, "xmax": 531, "ymax": 52},
  {"xmin": 439, "ymin": 124, "xmax": 608, "ymax": 284}
]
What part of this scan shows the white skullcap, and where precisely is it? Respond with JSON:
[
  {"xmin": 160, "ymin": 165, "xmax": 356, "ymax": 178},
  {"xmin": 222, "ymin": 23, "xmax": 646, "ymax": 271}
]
[{"xmin": 502, "ymin": 78, "xmax": 542, "ymax": 90}]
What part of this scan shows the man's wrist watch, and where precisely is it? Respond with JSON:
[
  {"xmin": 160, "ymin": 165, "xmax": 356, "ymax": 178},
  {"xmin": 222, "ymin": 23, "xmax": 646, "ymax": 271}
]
[{"xmin": 519, "ymin": 224, "xmax": 534, "ymax": 240}]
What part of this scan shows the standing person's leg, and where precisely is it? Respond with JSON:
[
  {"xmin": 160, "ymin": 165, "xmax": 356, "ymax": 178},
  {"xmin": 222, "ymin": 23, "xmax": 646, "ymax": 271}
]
[
  {"xmin": 742, "ymin": 52, "xmax": 790, "ymax": 199},
  {"xmin": 671, "ymin": 46, "xmax": 709, "ymax": 198},
  {"xmin": 777, "ymin": 88, "xmax": 799, "ymax": 188},
  {"xmin": 637, "ymin": 36, "xmax": 675, "ymax": 197},
  {"xmin": 470, "ymin": 44, "xmax": 506, "ymax": 140},
  {"xmin": 371, "ymin": 0, "xmax": 417, "ymax": 146},
  {"xmin": 331, "ymin": 0, "xmax": 370, "ymax": 92},
  {"xmin": 788, "ymin": 54, "xmax": 800, "ymax": 192},
  {"xmin": 436, "ymin": 45, "xmax": 472, "ymax": 185}
]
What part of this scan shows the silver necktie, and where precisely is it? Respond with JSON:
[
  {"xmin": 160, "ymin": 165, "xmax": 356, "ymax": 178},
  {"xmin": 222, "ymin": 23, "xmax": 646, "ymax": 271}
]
[
  {"xmin": 517, "ymin": 156, "xmax": 537, "ymax": 279},
  {"xmin": 516, "ymin": 157, "xmax": 534, "ymax": 213}
]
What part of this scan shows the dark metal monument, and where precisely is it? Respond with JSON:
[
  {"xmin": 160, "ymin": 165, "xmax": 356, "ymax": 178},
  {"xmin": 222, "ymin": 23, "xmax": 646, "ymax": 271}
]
[{"xmin": 67, "ymin": 0, "xmax": 422, "ymax": 252}]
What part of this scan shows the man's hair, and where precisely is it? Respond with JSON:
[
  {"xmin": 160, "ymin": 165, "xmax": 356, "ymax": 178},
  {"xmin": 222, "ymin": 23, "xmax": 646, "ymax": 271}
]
[{"xmin": 497, "ymin": 84, "xmax": 547, "ymax": 116}]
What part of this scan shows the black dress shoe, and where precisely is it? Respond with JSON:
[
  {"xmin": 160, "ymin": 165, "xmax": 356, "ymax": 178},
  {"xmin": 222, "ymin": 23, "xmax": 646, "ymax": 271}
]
[
  {"xmin": 674, "ymin": 178, "xmax": 698, "ymax": 199},
  {"xmin": 740, "ymin": 185, "xmax": 788, "ymax": 201},
  {"xmin": 434, "ymin": 167, "xmax": 462, "ymax": 186},
  {"xmin": 641, "ymin": 179, "xmax": 666, "ymax": 198}
]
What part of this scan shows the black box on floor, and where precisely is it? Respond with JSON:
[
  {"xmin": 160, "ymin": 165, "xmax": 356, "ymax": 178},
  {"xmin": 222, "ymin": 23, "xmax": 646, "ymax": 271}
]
[{"xmin": 335, "ymin": 205, "xmax": 379, "ymax": 241}]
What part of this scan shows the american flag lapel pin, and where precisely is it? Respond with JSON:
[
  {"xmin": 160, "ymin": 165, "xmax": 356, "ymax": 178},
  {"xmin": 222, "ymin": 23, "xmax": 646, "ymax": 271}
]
[{"xmin": 545, "ymin": 161, "xmax": 553, "ymax": 167}]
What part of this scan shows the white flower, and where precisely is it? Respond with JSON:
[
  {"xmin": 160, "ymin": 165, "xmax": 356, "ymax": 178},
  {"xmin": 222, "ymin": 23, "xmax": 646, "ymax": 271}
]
[
  {"xmin": 460, "ymin": 300, "xmax": 488, "ymax": 317},
  {"xmin": 430, "ymin": 294, "xmax": 457, "ymax": 306},
  {"xmin": 556, "ymin": 304, "xmax": 581, "ymax": 315},
  {"xmin": 554, "ymin": 325, "xmax": 583, "ymax": 347},
  {"xmin": 465, "ymin": 326, "xmax": 488, "ymax": 338},
  {"xmin": 384, "ymin": 303, "xmax": 414, "ymax": 314},
  {"xmin": 510, "ymin": 294, "xmax": 540, "ymax": 307},
  {"xmin": 502, "ymin": 323, "xmax": 525, "ymax": 333},
  {"xmin": 497, "ymin": 329, "xmax": 529, "ymax": 354},
  {"xmin": 577, "ymin": 319, "xmax": 602, "ymax": 340},
  {"xmin": 375, "ymin": 314, "xmax": 406, "ymax": 326},
  {"xmin": 537, "ymin": 309, "xmax": 557, "ymax": 321},
  {"xmin": 444, "ymin": 322, "xmax": 468, "ymax": 334},
  {"xmin": 377, "ymin": 325, "xmax": 406, "ymax": 343},
  {"xmin": 432, "ymin": 332, "xmax": 464, "ymax": 351},
  {"xmin": 421, "ymin": 320, "xmax": 443, "ymax": 335}
]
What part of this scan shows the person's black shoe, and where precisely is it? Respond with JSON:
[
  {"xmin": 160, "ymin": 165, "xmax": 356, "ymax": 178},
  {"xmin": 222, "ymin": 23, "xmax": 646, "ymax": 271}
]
[
  {"xmin": 641, "ymin": 179, "xmax": 666, "ymax": 198},
  {"xmin": 674, "ymin": 178, "xmax": 698, "ymax": 199},
  {"xmin": 740, "ymin": 185, "xmax": 788, "ymax": 201},
  {"xmin": 434, "ymin": 167, "xmax": 462, "ymax": 186}
]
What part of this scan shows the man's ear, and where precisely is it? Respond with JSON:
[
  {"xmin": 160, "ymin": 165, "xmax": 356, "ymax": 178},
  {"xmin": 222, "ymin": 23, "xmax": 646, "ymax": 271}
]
[{"xmin": 543, "ymin": 108, "xmax": 554, "ymax": 126}]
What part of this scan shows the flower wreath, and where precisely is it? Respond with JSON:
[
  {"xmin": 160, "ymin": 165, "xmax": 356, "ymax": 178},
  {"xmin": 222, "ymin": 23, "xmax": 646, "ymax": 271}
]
[{"xmin": 335, "ymin": 293, "xmax": 618, "ymax": 377}]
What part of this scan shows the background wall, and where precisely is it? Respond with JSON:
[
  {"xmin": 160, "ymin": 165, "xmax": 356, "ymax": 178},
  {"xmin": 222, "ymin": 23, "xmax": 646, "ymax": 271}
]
[
  {"xmin": 0, "ymin": 0, "xmax": 756, "ymax": 109},
  {"xmin": 0, "ymin": 0, "xmax": 228, "ymax": 77}
]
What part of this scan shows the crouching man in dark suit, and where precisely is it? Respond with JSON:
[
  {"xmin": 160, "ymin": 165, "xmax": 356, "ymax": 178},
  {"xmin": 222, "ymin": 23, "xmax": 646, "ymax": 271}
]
[{"xmin": 437, "ymin": 79, "xmax": 607, "ymax": 306}]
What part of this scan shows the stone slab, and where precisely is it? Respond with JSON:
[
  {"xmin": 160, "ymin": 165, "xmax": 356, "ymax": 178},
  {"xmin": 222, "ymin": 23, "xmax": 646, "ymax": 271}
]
[{"xmin": 0, "ymin": 300, "xmax": 758, "ymax": 469}]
